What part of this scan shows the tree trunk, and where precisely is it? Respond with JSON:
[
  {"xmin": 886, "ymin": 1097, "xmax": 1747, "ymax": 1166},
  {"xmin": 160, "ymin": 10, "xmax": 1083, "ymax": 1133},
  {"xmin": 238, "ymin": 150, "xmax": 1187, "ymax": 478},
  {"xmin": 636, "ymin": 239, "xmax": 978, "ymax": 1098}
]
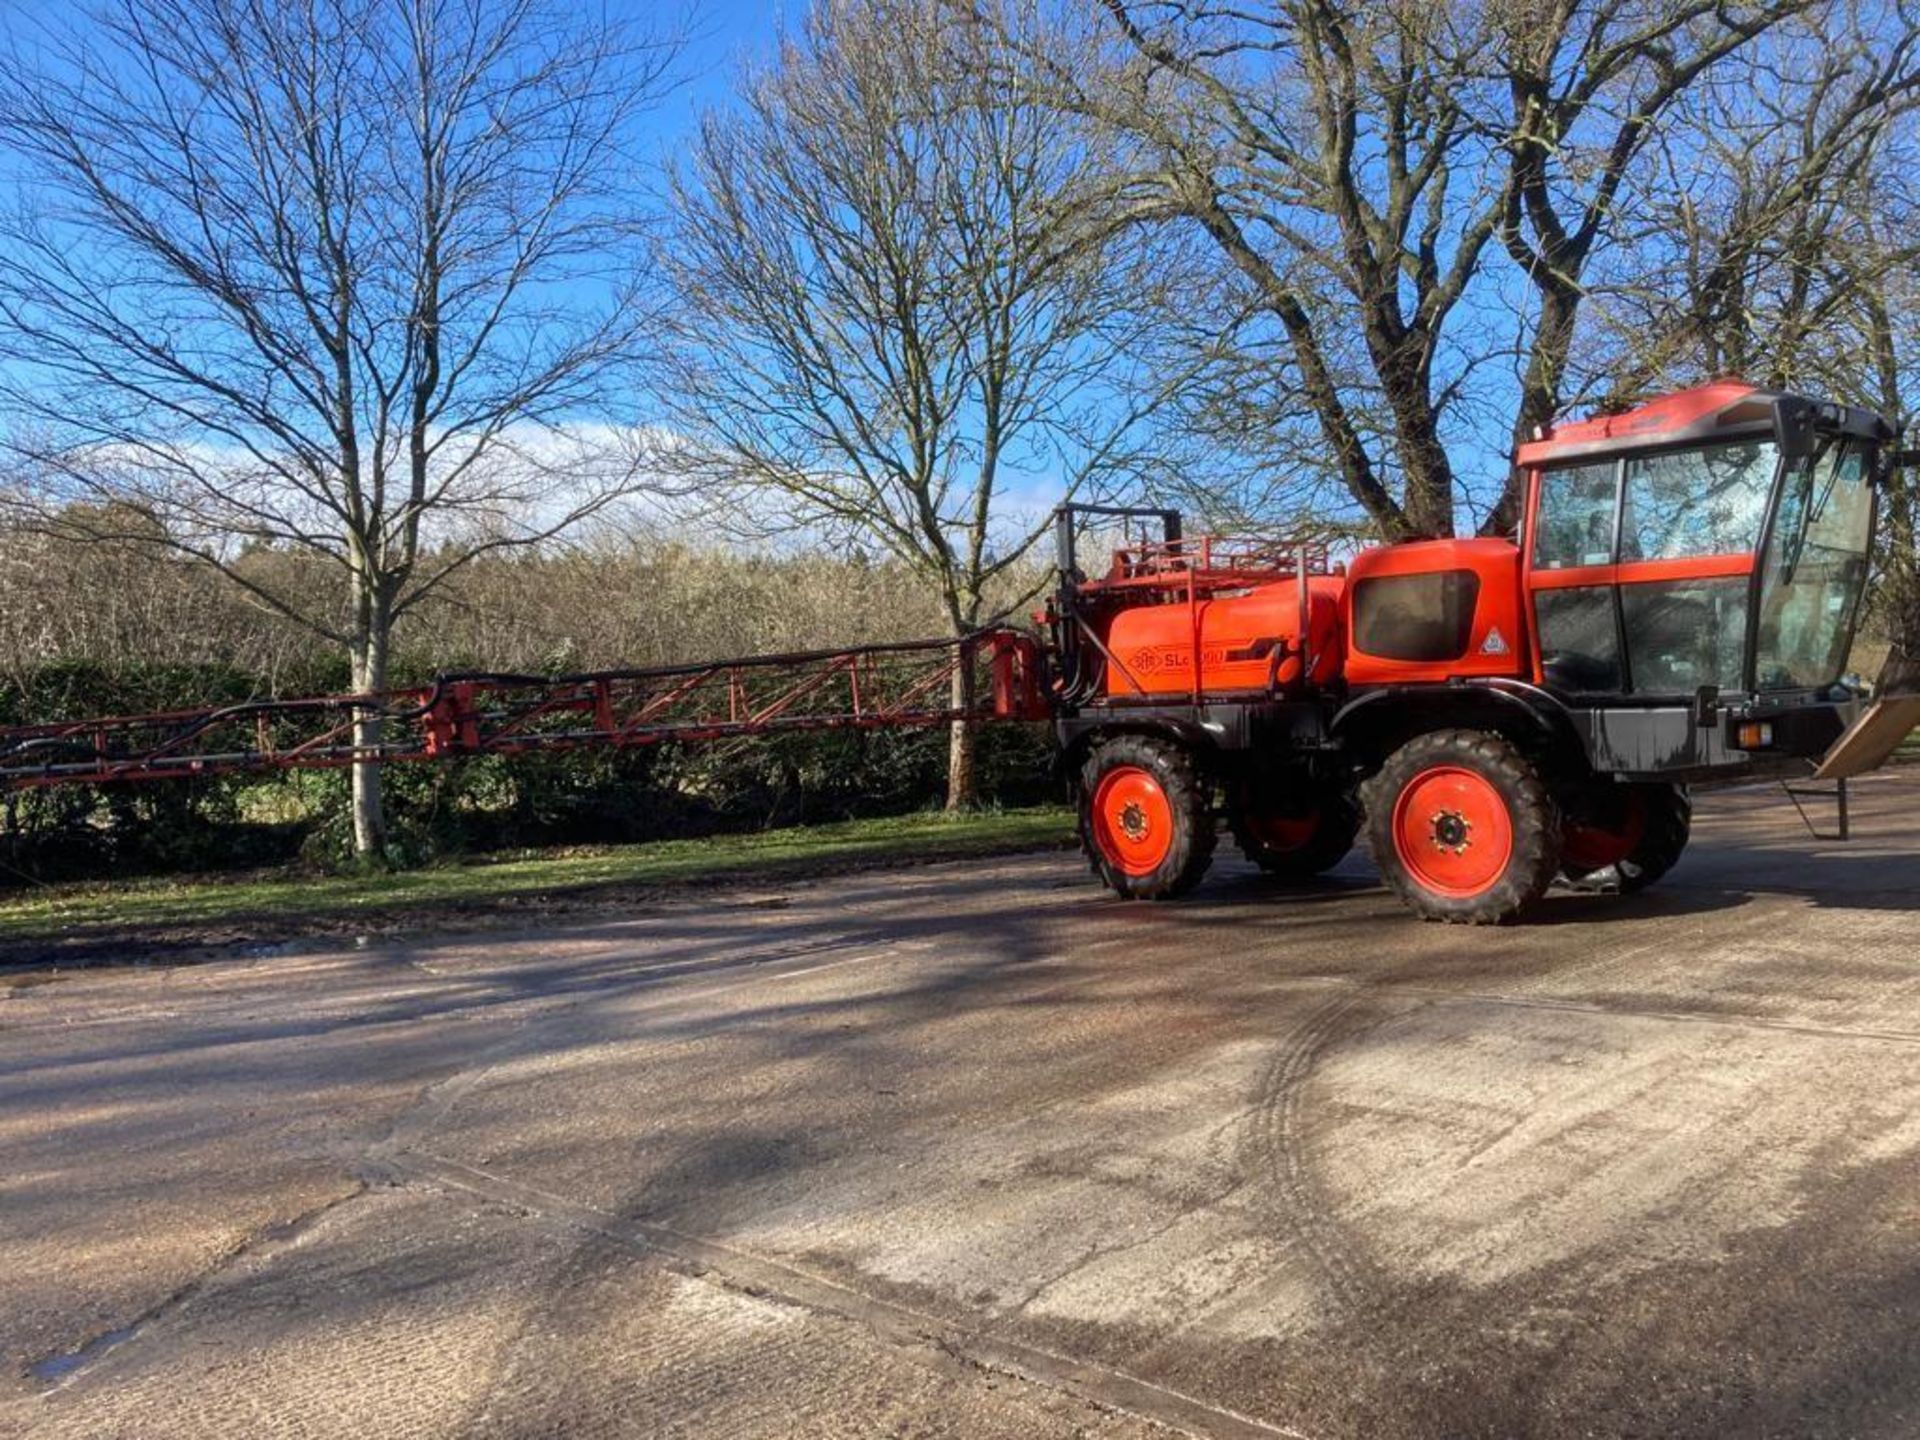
[
  {"xmin": 1485, "ymin": 284, "xmax": 1580, "ymax": 539},
  {"xmin": 1880, "ymin": 642, "xmax": 1920, "ymax": 696},
  {"xmin": 348, "ymin": 597, "xmax": 392, "ymax": 861},
  {"xmin": 1371, "ymin": 324, "xmax": 1454, "ymax": 540},
  {"xmin": 946, "ymin": 652, "xmax": 977, "ymax": 811},
  {"xmin": 1399, "ymin": 451, "xmax": 1456, "ymax": 540},
  {"xmin": 1870, "ymin": 310, "xmax": 1918, "ymax": 697}
]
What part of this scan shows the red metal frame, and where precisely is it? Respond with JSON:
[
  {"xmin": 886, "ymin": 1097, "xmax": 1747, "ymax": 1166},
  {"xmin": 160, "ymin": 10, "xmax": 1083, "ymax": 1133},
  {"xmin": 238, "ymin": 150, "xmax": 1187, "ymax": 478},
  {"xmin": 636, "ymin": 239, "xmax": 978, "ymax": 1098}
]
[
  {"xmin": 1, "ymin": 629, "xmax": 1047, "ymax": 792},
  {"xmin": 1529, "ymin": 553, "xmax": 1757, "ymax": 591},
  {"xmin": 1090, "ymin": 534, "xmax": 1334, "ymax": 592}
]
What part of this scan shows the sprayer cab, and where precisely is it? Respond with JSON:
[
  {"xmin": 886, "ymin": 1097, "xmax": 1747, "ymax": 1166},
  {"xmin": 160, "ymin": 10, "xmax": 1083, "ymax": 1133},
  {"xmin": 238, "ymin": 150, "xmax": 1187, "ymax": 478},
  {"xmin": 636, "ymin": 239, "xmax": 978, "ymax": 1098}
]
[{"xmin": 1516, "ymin": 380, "xmax": 1890, "ymax": 707}]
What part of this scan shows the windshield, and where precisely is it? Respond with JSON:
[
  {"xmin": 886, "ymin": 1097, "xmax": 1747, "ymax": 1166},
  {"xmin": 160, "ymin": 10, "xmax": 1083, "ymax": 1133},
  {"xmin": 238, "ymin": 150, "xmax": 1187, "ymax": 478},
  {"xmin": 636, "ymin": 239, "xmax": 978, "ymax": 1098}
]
[{"xmin": 1754, "ymin": 440, "xmax": 1873, "ymax": 691}]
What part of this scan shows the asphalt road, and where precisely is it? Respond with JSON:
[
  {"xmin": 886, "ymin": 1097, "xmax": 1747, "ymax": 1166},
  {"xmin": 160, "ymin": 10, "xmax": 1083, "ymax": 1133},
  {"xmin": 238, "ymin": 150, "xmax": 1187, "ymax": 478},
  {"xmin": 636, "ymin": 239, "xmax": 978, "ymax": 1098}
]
[{"xmin": 5, "ymin": 773, "xmax": 1920, "ymax": 1440}]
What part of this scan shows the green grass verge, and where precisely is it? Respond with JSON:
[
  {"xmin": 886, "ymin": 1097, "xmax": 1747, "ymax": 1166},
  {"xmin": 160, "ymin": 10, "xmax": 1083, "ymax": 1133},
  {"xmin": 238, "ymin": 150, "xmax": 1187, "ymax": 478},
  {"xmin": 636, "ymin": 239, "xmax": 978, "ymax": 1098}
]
[{"xmin": 0, "ymin": 806, "xmax": 1075, "ymax": 945}]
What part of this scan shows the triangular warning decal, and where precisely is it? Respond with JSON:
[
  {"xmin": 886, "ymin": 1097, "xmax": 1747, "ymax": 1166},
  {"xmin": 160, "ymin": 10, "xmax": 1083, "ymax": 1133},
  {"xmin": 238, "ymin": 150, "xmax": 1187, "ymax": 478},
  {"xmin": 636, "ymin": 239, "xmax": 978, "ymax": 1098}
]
[{"xmin": 1480, "ymin": 626, "xmax": 1510, "ymax": 656}]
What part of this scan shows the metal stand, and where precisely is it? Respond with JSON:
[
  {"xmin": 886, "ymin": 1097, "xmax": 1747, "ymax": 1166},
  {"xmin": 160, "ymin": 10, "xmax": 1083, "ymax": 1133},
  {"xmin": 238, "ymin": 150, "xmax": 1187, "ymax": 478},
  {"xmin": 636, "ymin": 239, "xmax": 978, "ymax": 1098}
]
[{"xmin": 1782, "ymin": 776, "xmax": 1850, "ymax": 842}]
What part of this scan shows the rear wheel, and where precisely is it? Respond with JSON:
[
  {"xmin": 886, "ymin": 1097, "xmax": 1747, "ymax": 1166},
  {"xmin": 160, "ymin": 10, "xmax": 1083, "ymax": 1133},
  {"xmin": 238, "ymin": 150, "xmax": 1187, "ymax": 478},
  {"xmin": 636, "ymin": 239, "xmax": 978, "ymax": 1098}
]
[
  {"xmin": 1365, "ymin": 729, "xmax": 1561, "ymax": 925},
  {"xmin": 1079, "ymin": 735, "xmax": 1215, "ymax": 899},
  {"xmin": 1229, "ymin": 789, "xmax": 1361, "ymax": 880},
  {"xmin": 1561, "ymin": 783, "xmax": 1690, "ymax": 893}
]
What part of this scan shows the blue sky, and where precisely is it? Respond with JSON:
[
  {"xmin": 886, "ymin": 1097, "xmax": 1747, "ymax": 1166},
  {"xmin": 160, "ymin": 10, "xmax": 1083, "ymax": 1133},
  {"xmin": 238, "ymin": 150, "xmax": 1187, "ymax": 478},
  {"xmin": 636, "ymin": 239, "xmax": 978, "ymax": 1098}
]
[
  {"xmin": 0, "ymin": 0, "xmax": 786, "ymax": 157},
  {"xmin": 0, "ymin": 0, "xmax": 1511, "ymax": 538},
  {"xmin": 650, "ymin": 1, "xmax": 784, "ymax": 140}
]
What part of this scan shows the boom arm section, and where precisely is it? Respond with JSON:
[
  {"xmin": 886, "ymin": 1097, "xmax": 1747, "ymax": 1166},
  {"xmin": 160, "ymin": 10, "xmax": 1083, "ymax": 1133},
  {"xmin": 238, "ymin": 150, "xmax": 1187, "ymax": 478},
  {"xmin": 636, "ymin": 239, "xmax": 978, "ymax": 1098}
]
[{"xmin": 0, "ymin": 629, "xmax": 1050, "ymax": 792}]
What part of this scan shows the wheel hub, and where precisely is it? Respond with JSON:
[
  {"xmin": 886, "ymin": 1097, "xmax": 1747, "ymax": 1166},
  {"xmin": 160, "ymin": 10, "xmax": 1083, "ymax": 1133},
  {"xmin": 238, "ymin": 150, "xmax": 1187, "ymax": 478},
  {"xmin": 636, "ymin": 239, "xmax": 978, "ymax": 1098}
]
[
  {"xmin": 1118, "ymin": 801, "xmax": 1150, "ymax": 842},
  {"xmin": 1429, "ymin": 809, "xmax": 1472, "ymax": 852}
]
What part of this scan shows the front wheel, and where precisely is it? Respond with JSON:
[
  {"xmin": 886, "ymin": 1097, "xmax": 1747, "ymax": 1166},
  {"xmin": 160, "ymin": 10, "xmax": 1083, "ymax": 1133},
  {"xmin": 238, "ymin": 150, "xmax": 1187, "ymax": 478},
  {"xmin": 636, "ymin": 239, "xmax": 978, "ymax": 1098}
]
[
  {"xmin": 1562, "ymin": 783, "xmax": 1691, "ymax": 893},
  {"xmin": 1079, "ymin": 735, "xmax": 1215, "ymax": 899},
  {"xmin": 1364, "ymin": 729, "xmax": 1562, "ymax": 925}
]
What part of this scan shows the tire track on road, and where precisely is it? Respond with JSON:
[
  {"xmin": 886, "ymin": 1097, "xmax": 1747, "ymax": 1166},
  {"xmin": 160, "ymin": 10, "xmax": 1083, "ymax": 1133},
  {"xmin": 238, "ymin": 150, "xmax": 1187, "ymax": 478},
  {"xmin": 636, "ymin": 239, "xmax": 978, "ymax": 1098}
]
[
  {"xmin": 377, "ymin": 1148, "xmax": 1314, "ymax": 1440},
  {"xmin": 21, "ymin": 1179, "xmax": 369, "ymax": 1393},
  {"xmin": 1246, "ymin": 992, "xmax": 1402, "ymax": 1322}
]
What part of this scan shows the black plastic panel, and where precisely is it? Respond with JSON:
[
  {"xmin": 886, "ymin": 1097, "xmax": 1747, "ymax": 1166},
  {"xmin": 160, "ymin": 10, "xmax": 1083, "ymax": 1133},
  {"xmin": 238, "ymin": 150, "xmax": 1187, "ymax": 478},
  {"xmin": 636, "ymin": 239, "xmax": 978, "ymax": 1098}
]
[{"xmin": 1568, "ymin": 698, "xmax": 1854, "ymax": 780}]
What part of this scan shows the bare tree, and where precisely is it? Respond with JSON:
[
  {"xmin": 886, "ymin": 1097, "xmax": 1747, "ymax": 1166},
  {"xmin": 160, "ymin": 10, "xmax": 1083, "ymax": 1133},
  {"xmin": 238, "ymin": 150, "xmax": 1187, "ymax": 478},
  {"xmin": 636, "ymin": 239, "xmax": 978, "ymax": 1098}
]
[
  {"xmin": 1480, "ymin": 0, "xmax": 1906, "ymax": 533},
  {"xmin": 1586, "ymin": 8, "xmax": 1920, "ymax": 402},
  {"xmin": 1001, "ymin": 0, "xmax": 1857, "ymax": 538},
  {"xmin": 1580, "ymin": 7, "xmax": 1920, "ymax": 671},
  {"xmin": 658, "ymin": 0, "xmax": 1186, "ymax": 806},
  {"xmin": 1004, "ymin": 0, "xmax": 1507, "ymax": 537},
  {"xmin": 0, "ymin": 0, "xmax": 677, "ymax": 859}
]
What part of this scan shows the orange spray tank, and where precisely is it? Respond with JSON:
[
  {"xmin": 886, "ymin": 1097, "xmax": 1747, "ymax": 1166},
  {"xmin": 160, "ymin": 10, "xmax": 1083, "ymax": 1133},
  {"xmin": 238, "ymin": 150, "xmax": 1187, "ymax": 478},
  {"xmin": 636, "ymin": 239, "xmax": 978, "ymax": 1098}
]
[{"xmin": 1101, "ymin": 575, "xmax": 1347, "ymax": 698}]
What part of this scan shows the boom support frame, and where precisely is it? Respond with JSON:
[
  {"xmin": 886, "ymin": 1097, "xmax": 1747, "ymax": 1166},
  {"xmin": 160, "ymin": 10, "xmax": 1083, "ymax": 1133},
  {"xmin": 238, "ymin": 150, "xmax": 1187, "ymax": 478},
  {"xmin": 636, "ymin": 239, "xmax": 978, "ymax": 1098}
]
[{"xmin": 0, "ymin": 629, "xmax": 1048, "ymax": 791}]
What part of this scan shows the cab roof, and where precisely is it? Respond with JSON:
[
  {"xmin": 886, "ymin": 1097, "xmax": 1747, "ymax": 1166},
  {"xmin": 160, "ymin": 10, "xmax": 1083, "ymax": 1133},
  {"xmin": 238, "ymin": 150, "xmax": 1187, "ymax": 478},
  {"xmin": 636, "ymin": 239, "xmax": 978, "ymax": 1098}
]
[
  {"xmin": 1515, "ymin": 381, "xmax": 1775, "ymax": 468},
  {"xmin": 1515, "ymin": 380, "xmax": 1891, "ymax": 469}
]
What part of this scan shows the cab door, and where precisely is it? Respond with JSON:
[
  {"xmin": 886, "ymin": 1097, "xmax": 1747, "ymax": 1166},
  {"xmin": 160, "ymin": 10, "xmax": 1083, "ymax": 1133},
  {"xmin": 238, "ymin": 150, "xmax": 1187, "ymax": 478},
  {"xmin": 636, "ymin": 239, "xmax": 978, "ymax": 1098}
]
[
  {"xmin": 1523, "ymin": 440, "xmax": 1779, "ymax": 697},
  {"xmin": 1525, "ymin": 458, "xmax": 1625, "ymax": 693}
]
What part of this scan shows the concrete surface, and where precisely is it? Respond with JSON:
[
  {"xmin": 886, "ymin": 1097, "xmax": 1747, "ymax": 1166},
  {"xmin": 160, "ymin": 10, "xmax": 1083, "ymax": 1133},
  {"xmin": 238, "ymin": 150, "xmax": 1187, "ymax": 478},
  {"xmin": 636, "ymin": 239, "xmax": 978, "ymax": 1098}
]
[{"xmin": 4, "ymin": 773, "xmax": 1920, "ymax": 1439}]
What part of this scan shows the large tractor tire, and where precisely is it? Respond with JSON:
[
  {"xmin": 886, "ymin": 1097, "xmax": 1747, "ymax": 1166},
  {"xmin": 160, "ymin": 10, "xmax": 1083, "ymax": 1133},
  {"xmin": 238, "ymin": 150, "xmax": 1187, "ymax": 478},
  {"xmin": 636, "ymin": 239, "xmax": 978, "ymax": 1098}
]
[
  {"xmin": 1229, "ymin": 788, "xmax": 1361, "ymax": 880},
  {"xmin": 1364, "ymin": 729, "xmax": 1562, "ymax": 925},
  {"xmin": 1079, "ymin": 735, "xmax": 1215, "ymax": 899},
  {"xmin": 1561, "ymin": 782, "xmax": 1691, "ymax": 894}
]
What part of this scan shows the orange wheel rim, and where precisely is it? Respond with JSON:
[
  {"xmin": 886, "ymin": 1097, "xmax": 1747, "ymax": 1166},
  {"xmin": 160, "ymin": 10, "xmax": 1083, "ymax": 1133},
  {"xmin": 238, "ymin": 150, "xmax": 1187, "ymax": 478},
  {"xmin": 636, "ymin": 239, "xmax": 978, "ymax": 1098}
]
[
  {"xmin": 1247, "ymin": 809, "xmax": 1318, "ymax": 853},
  {"xmin": 1390, "ymin": 765, "xmax": 1513, "ymax": 899},
  {"xmin": 1091, "ymin": 766, "xmax": 1174, "ymax": 876}
]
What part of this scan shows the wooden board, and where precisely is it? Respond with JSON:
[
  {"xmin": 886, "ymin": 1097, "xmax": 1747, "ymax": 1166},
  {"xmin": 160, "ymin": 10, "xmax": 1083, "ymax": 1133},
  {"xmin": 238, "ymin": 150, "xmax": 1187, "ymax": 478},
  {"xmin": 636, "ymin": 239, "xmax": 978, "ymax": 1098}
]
[{"xmin": 1813, "ymin": 695, "xmax": 1920, "ymax": 780}]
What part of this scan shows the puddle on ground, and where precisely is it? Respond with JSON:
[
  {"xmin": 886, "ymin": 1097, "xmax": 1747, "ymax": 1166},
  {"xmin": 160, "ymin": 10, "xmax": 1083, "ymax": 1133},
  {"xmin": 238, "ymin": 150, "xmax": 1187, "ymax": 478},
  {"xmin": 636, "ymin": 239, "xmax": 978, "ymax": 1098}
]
[
  {"xmin": 236, "ymin": 940, "xmax": 301, "ymax": 959},
  {"xmin": 30, "ymin": 1323, "xmax": 140, "ymax": 1384}
]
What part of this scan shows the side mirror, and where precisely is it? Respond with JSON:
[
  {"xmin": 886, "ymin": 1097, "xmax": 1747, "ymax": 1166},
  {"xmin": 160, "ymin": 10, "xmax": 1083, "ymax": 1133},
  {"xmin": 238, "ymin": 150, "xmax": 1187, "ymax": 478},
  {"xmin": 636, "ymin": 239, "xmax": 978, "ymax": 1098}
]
[
  {"xmin": 1880, "ymin": 446, "xmax": 1920, "ymax": 486},
  {"xmin": 1773, "ymin": 397, "xmax": 1818, "ymax": 462}
]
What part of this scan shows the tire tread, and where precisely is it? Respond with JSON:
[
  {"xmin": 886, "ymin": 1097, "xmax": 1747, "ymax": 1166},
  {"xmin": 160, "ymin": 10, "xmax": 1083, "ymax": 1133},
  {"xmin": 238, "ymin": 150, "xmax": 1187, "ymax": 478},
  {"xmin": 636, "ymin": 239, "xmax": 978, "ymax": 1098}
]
[
  {"xmin": 1229, "ymin": 791, "xmax": 1361, "ymax": 879},
  {"xmin": 1617, "ymin": 784, "xmax": 1691, "ymax": 893}
]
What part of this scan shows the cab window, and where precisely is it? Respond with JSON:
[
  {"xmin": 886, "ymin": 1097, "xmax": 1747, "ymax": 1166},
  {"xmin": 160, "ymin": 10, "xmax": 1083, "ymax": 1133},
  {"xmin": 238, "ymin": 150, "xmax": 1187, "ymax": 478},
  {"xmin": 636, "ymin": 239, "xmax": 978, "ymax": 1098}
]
[
  {"xmin": 1352, "ymin": 571, "xmax": 1481, "ymax": 661},
  {"xmin": 1621, "ymin": 580, "xmax": 1749, "ymax": 693},
  {"xmin": 1535, "ymin": 588, "xmax": 1622, "ymax": 692},
  {"xmin": 1620, "ymin": 441, "xmax": 1777, "ymax": 560},
  {"xmin": 1533, "ymin": 462, "xmax": 1617, "ymax": 569},
  {"xmin": 1755, "ymin": 443, "xmax": 1873, "ymax": 690}
]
